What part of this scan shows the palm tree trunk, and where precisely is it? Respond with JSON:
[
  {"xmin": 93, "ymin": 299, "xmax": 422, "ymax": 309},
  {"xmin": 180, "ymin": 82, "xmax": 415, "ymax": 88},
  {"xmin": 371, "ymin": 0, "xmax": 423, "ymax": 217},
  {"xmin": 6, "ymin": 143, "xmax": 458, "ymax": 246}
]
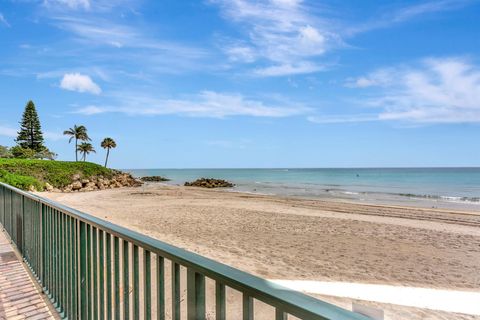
[
  {"xmin": 75, "ymin": 138, "xmax": 78, "ymax": 161},
  {"xmin": 104, "ymin": 148, "xmax": 110, "ymax": 167}
]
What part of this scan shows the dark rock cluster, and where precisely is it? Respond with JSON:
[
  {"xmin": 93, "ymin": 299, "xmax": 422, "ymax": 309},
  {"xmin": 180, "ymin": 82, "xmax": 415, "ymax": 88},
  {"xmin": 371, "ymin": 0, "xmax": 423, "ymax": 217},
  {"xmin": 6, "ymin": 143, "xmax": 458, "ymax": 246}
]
[
  {"xmin": 140, "ymin": 176, "xmax": 170, "ymax": 182},
  {"xmin": 184, "ymin": 178, "xmax": 234, "ymax": 188}
]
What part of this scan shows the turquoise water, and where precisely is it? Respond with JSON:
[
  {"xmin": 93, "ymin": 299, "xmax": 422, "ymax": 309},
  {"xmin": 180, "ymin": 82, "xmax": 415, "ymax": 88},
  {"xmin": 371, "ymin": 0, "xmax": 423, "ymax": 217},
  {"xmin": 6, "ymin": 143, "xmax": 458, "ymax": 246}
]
[{"xmin": 125, "ymin": 168, "xmax": 480, "ymax": 210}]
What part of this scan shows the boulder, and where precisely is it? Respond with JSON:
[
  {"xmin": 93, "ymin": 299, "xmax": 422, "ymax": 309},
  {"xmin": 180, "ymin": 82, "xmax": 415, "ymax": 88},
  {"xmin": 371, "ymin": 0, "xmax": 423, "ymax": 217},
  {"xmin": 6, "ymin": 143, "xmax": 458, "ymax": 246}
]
[
  {"xmin": 71, "ymin": 181, "xmax": 82, "ymax": 190},
  {"xmin": 45, "ymin": 182, "xmax": 54, "ymax": 192},
  {"xmin": 86, "ymin": 182, "xmax": 96, "ymax": 188}
]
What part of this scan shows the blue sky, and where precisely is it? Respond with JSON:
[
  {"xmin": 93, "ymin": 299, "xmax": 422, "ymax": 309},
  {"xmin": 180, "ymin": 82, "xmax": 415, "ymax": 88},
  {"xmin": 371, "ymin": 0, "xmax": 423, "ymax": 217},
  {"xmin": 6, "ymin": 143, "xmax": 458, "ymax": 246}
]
[{"xmin": 0, "ymin": 0, "xmax": 479, "ymax": 168}]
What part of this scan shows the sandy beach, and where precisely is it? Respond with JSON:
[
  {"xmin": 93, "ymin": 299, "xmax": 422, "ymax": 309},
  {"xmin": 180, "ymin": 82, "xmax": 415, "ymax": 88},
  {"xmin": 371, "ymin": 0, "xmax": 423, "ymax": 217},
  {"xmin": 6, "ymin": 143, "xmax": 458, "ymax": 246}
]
[{"xmin": 42, "ymin": 184, "xmax": 480, "ymax": 320}]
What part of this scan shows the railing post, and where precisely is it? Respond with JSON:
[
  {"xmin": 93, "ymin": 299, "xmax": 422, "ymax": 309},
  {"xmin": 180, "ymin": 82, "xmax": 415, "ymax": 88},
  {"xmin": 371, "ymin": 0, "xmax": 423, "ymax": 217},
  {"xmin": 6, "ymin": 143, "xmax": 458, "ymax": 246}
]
[
  {"xmin": 172, "ymin": 262, "xmax": 180, "ymax": 320},
  {"xmin": 79, "ymin": 220, "xmax": 88, "ymax": 319},
  {"xmin": 215, "ymin": 282, "xmax": 226, "ymax": 320},
  {"xmin": 243, "ymin": 294, "xmax": 253, "ymax": 320},
  {"xmin": 40, "ymin": 202, "xmax": 44, "ymax": 287},
  {"xmin": 156, "ymin": 256, "xmax": 165, "ymax": 320},
  {"xmin": 187, "ymin": 269, "xmax": 205, "ymax": 320}
]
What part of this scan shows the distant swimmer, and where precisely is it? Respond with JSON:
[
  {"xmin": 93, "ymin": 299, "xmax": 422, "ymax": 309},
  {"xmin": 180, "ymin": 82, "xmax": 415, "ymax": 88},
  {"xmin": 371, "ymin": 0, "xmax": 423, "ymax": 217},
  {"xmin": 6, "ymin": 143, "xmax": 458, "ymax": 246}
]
[{"xmin": 356, "ymin": 174, "xmax": 360, "ymax": 177}]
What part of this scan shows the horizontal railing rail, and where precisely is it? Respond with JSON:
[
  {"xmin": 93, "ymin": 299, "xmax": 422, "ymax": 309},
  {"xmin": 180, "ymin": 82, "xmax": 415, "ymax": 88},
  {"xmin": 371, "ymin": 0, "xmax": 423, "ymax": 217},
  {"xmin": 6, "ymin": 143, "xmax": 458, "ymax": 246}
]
[{"xmin": 0, "ymin": 181, "xmax": 370, "ymax": 320}]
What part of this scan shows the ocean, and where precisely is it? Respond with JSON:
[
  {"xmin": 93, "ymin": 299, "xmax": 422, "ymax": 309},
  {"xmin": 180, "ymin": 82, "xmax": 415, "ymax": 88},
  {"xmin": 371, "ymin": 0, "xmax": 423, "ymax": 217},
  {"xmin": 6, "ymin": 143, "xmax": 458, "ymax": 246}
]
[{"xmin": 125, "ymin": 168, "xmax": 480, "ymax": 211}]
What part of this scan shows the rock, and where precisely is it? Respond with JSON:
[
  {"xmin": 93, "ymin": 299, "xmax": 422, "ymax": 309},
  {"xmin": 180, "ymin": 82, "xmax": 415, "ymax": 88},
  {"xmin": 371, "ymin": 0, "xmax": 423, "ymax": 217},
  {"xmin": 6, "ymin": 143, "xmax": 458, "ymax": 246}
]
[
  {"xmin": 184, "ymin": 178, "xmax": 234, "ymax": 188},
  {"xmin": 72, "ymin": 174, "xmax": 81, "ymax": 181},
  {"xmin": 28, "ymin": 185, "xmax": 37, "ymax": 192},
  {"xmin": 71, "ymin": 181, "xmax": 82, "ymax": 190},
  {"xmin": 45, "ymin": 182, "xmax": 54, "ymax": 191},
  {"xmin": 56, "ymin": 171, "xmax": 143, "ymax": 193},
  {"xmin": 86, "ymin": 182, "xmax": 96, "ymax": 188}
]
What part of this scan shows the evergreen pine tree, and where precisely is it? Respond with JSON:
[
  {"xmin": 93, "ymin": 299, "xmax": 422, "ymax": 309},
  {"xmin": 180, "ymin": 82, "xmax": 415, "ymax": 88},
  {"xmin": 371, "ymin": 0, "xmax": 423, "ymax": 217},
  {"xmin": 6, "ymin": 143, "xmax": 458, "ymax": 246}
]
[{"xmin": 16, "ymin": 100, "xmax": 45, "ymax": 152}]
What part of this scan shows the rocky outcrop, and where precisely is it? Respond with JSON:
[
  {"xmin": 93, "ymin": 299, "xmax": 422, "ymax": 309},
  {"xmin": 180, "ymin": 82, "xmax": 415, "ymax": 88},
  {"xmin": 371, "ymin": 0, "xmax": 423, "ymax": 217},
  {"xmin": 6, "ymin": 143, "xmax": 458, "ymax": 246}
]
[
  {"xmin": 184, "ymin": 178, "xmax": 234, "ymax": 188},
  {"xmin": 140, "ymin": 176, "xmax": 170, "ymax": 182},
  {"xmin": 55, "ymin": 172, "xmax": 142, "ymax": 193}
]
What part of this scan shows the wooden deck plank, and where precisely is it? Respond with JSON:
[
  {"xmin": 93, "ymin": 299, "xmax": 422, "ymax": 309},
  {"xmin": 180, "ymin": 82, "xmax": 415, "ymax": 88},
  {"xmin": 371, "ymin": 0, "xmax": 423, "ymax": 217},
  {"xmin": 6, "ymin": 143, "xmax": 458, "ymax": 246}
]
[{"xmin": 0, "ymin": 230, "xmax": 57, "ymax": 320}]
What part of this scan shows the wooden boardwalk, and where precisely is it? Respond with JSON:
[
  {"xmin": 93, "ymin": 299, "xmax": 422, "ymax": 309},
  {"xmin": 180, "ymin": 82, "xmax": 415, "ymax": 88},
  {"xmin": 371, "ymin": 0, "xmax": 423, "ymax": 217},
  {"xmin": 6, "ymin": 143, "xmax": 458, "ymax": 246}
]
[{"xmin": 0, "ymin": 230, "xmax": 56, "ymax": 320}]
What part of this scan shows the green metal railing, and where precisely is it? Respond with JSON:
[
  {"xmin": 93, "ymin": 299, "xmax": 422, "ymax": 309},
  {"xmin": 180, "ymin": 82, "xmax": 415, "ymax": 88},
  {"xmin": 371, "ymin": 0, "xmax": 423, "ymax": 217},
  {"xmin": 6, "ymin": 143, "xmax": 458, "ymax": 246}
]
[{"xmin": 0, "ymin": 182, "xmax": 370, "ymax": 320}]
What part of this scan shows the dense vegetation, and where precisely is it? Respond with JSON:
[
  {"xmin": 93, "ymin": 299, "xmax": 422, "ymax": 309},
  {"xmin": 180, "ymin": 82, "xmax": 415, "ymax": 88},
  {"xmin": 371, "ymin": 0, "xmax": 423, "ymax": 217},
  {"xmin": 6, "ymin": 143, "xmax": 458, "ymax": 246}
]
[
  {"xmin": 0, "ymin": 100, "xmax": 121, "ymax": 191},
  {"xmin": 0, "ymin": 158, "xmax": 116, "ymax": 191}
]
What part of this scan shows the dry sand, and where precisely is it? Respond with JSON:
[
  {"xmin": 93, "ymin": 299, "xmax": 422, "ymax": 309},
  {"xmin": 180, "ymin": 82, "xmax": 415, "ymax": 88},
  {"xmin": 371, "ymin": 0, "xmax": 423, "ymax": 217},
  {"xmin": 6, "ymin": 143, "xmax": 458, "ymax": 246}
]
[{"xmin": 41, "ymin": 184, "xmax": 480, "ymax": 320}]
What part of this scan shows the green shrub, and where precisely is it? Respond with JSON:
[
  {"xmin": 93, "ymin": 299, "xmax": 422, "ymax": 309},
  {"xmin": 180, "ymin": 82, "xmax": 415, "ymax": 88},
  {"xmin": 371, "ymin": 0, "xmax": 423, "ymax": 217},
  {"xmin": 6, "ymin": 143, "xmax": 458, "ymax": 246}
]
[
  {"xmin": 0, "ymin": 169, "xmax": 44, "ymax": 191},
  {"xmin": 0, "ymin": 159, "xmax": 116, "ymax": 189},
  {"xmin": 0, "ymin": 145, "xmax": 12, "ymax": 158}
]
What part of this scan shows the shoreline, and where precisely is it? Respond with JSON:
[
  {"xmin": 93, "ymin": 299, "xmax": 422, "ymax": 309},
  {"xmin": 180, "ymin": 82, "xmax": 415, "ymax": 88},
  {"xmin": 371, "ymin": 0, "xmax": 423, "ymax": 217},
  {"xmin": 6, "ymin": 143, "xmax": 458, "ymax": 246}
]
[
  {"xmin": 154, "ymin": 181, "xmax": 480, "ymax": 216},
  {"xmin": 125, "ymin": 167, "xmax": 480, "ymax": 211}
]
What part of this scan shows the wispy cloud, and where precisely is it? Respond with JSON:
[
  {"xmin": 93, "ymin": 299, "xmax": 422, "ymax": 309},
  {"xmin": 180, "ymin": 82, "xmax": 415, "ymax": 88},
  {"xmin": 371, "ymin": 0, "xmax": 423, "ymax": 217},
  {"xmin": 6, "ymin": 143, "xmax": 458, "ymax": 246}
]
[
  {"xmin": 212, "ymin": 0, "xmax": 339, "ymax": 76},
  {"xmin": 344, "ymin": 57, "xmax": 480, "ymax": 123},
  {"xmin": 0, "ymin": 126, "xmax": 17, "ymax": 138},
  {"xmin": 0, "ymin": 13, "xmax": 10, "ymax": 27},
  {"xmin": 212, "ymin": 0, "xmax": 477, "ymax": 77},
  {"xmin": 42, "ymin": 0, "xmax": 137, "ymax": 12},
  {"xmin": 0, "ymin": 125, "xmax": 65, "ymax": 141},
  {"xmin": 46, "ymin": 16, "xmax": 212, "ymax": 74},
  {"xmin": 74, "ymin": 91, "xmax": 311, "ymax": 118},
  {"xmin": 53, "ymin": 16, "xmax": 208, "ymax": 56},
  {"xmin": 307, "ymin": 114, "xmax": 379, "ymax": 124},
  {"xmin": 44, "ymin": 0, "xmax": 91, "ymax": 10},
  {"xmin": 346, "ymin": 0, "xmax": 476, "ymax": 35},
  {"xmin": 204, "ymin": 139, "xmax": 251, "ymax": 149},
  {"xmin": 60, "ymin": 73, "xmax": 102, "ymax": 94}
]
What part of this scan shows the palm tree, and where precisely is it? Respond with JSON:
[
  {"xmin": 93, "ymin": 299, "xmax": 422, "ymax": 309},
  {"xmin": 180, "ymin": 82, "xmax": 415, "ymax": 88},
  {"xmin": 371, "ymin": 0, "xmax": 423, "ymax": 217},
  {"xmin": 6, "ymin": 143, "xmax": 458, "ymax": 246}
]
[
  {"xmin": 77, "ymin": 142, "xmax": 95, "ymax": 162},
  {"xmin": 63, "ymin": 125, "xmax": 91, "ymax": 161},
  {"xmin": 101, "ymin": 138, "xmax": 117, "ymax": 168}
]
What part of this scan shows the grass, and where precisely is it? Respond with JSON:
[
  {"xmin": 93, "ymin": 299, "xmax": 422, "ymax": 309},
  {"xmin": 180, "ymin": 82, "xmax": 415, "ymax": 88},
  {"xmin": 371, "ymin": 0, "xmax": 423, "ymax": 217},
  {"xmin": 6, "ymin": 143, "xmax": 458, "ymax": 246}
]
[{"xmin": 0, "ymin": 159, "xmax": 116, "ymax": 191}]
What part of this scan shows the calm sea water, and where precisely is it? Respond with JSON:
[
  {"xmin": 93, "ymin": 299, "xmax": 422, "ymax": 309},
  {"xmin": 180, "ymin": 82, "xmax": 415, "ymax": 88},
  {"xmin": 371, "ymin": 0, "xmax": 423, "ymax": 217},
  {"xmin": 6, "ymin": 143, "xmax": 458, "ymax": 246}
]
[{"xmin": 125, "ymin": 168, "xmax": 480, "ymax": 211}]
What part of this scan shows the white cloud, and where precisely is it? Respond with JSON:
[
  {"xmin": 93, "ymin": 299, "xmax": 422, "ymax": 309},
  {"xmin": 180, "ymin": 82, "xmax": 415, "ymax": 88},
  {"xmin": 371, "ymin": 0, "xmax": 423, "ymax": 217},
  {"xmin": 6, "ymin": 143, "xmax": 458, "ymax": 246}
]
[
  {"xmin": 0, "ymin": 13, "xmax": 10, "ymax": 27},
  {"xmin": 212, "ymin": 0, "xmax": 338, "ymax": 76},
  {"xmin": 74, "ymin": 91, "xmax": 310, "ymax": 118},
  {"xmin": 60, "ymin": 73, "xmax": 101, "ymax": 94},
  {"xmin": 347, "ymin": 57, "xmax": 480, "ymax": 123}
]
